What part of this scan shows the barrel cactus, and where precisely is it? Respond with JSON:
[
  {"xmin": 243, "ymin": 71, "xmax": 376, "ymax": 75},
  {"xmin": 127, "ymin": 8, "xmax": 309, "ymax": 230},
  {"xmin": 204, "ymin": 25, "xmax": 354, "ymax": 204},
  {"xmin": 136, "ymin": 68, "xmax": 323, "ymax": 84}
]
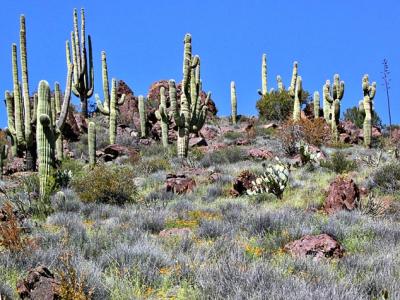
[
  {"xmin": 359, "ymin": 74, "xmax": 377, "ymax": 148},
  {"xmin": 155, "ymin": 87, "xmax": 170, "ymax": 147},
  {"xmin": 231, "ymin": 81, "xmax": 237, "ymax": 124},
  {"xmin": 96, "ymin": 51, "xmax": 126, "ymax": 144},
  {"xmin": 170, "ymin": 34, "xmax": 210, "ymax": 158}
]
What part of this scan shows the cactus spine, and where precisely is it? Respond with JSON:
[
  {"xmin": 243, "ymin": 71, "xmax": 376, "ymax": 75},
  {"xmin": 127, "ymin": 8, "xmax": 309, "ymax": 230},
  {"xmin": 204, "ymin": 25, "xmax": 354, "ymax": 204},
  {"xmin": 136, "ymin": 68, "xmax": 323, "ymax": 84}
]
[
  {"xmin": 313, "ymin": 91, "xmax": 320, "ymax": 118},
  {"xmin": 155, "ymin": 87, "xmax": 170, "ymax": 147},
  {"xmin": 138, "ymin": 95, "xmax": 147, "ymax": 138},
  {"xmin": 66, "ymin": 8, "xmax": 94, "ymax": 118},
  {"xmin": 88, "ymin": 122, "xmax": 96, "ymax": 166},
  {"xmin": 323, "ymin": 74, "xmax": 344, "ymax": 141},
  {"xmin": 0, "ymin": 145, "xmax": 8, "ymax": 179},
  {"xmin": 170, "ymin": 34, "xmax": 210, "ymax": 158},
  {"xmin": 5, "ymin": 15, "xmax": 37, "ymax": 169},
  {"xmin": 292, "ymin": 76, "xmax": 303, "ymax": 121},
  {"xmin": 231, "ymin": 81, "xmax": 237, "ymax": 124},
  {"xmin": 96, "ymin": 51, "xmax": 126, "ymax": 144},
  {"xmin": 258, "ymin": 54, "xmax": 267, "ymax": 96},
  {"xmin": 360, "ymin": 74, "xmax": 376, "ymax": 148}
]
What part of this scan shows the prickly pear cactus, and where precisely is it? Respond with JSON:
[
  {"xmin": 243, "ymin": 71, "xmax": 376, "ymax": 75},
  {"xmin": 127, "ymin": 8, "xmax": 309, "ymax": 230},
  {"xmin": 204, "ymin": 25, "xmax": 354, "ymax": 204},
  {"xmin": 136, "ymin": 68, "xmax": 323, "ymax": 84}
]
[
  {"xmin": 231, "ymin": 81, "xmax": 237, "ymax": 124},
  {"xmin": 360, "ymin": 74, "xmax": 376, "ymax": 148},
  {"xmin": 247, "ymin": 158, "xmax": 290, "ymax": 199}
]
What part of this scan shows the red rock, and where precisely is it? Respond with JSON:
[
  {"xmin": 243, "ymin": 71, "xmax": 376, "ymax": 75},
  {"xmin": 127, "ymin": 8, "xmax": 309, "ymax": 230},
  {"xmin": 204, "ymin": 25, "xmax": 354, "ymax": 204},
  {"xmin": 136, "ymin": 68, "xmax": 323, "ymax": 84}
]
[
  {"xmin": 165, "ymin": 174, "xmax": 196, "ymax": 194},
  {"xmin": 200, "ymin": 125, "xmax": 220, "ymax": 140},
  {"xmin": 189, "ymin": 137, "xmax": 208, "ymax": 148},
  {"xmin": 16, "ymin": 266, "xmax": 60, "ymax": 300},
  {"xmin": 284, "ymin": 234, "xmax": 344, "ymax": 260},
  {"xmin": 230, "ymin": 170, "xmax": 256, "ymax": 197},
  {"xmin": 101, "ymin": 144, "xmax": 138, "ymax": 161},
  {"xmin": 324, "ymin": 176, "xmax": 359, "ymax": 215},
  {"xmin": 247, "ymin": 148, "xmax": 273, "ymax": 160}
]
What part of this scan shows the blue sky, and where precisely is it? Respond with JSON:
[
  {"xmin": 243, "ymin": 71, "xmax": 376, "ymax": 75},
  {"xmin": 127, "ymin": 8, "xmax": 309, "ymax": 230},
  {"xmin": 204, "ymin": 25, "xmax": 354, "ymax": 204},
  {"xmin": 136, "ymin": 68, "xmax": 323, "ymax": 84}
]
[{"xmin": 0, "ymin": 0, "xmax": 399, "ymax": 127}]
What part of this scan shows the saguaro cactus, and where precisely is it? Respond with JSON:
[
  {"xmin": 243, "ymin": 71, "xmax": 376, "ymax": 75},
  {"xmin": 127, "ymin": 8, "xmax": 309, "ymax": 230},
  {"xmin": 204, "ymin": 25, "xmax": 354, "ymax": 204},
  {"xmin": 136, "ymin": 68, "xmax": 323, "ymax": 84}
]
[
  {"xmin": 313, "ymin": 91, "xmax": 320, "ymax": 118},
  {"xmin": 36, "ymin": 68, "xmax": 72, "ymax": 199},
  {"xmin": 258, "ymin": 54, "xmax": 267, "ymax": 96},
  {"xmin": 66, "ymin": 8, "xmax": 94, "ymax": 118},
  {"xmin": 323, "ymin": 74, "xmax": 345, "ymax": 141},
  {"xmin": 359, "ymin": 74, "xmax": 376, "ymax": 148},
  {"xmin": 288, "ymin": 61, "xmax": 299, "ymax": 98},
  {"xmin": 276, "ymin": 75, "xmax": 285, "ymax": 92},
  {"xmin": 231, "ymin": 81, "xmax": 237, "ymax": 124},
  {"xmin": 292, "ymin": 76, "xmax": 303, "ymax": 121},
  {"xmin": 0, "ymin": 145, "xmax": 8, "ymax": 179},
  {"xmin": 155, "ymin": 87, "xmax": 170, "ymax": 147},
  {"xmin": 96, "ymin": 51, "xmax": 126, "ymax": 144},
  {"xmin": 170, "ymin": 34, "xmax": 210, "ymax": 158},
  {"xmin": 138, "ymin": 95, "xmax": 147, "ymax": 138},
  {"xmin": 88, "ymin": 121, "xmax": 96, "ymax": 166},
  {"xmin": 5, "ymin": 15, "xmax": 37, "ymax": 169}
]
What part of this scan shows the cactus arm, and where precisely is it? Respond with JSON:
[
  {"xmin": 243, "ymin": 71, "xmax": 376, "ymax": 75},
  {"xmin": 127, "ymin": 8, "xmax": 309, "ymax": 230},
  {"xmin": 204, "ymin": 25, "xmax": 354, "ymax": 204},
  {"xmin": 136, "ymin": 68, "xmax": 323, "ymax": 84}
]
[
  {"xmin": 261, "ymin": 53, "xmax": 267, "ymax": 96},
  {"xmin": 56, "ymin": 63, "xmax": 73, "ymax": 130},
  {"xmin": 231, "ymin": 81, "xmax": 237, "ymax": 124},
  {"xmin": 293, "ymin": 76, "xmax": 302, "ymax": 121},
  {"xmin": 31, "ymin": 93, "xmax": 38, "ymax": 124},
  {"xmin": 138, "ymin": 95, "xmax": 147, "ymax": 138},
  {"xmin": 169, "ymin": 79, "xmax": 182, "ymax": 127},
  {"xmin": 313, "ymin": 91, "xmax": 320, "ymax": 118},
  {"xmin": 288, "ymin": 61, "xmax": 298, "ymax": 97},
  {"xmin": 12, "ymin": 44, "xmax": 25, "ymax": 145},
  {"xmin": 100, "ymin": 51, "xmax": 110, "ymax": 110},
  {"xmin": 86, "ymin": 35, "xmax": 94, "ymax": 98},
  {"xmin": 96, "ymin": 94, "xmax": 109, "ymax": 115},
  {"xmin": 369, "ymin": 82, "xmax": 376, "ymax": 99},
  {"xmin": 88, "ymin": 121, "xmax": 96, "ymax": 166},
  {"xmin": 117, "ymin": 94, "xmax": 126, "ymax": 106},
  {"xmin": 5, "ymin": 92, "xmax": 16, "ymax": 136}
]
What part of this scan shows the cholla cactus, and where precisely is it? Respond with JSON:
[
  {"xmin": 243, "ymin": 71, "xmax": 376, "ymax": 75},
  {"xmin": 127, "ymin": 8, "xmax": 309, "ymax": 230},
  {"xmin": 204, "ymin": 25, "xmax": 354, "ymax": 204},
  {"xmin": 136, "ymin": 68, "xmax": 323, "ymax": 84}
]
[
  {"xmin": 231, "ymin": 81, "xmax": 237, "ymax": 124},
  {"xmin": 88, "ymin": 121, "xmax": 96, "ymax": 166},
  {"xmin": 247, "ymin": 158, "xmax": 290, "ymax": 199},
  {"xmin": 323, "ymin": 74, "xmax": 345, "ymax": 141},
  {"xmin": 292, "ymin": 76, "xmax": 303, "ymax": 121},
  {"xmin": 359, "ymin": 74, "xmax": 376, "ymax": 148},
  {"xmin": 170, "ymin": 34, "xmax": 210, "ymax": 158},
  {"xmin": 155, "ymin": 86, "xmax": 170, "ymax": 147},
  {"xmin": 66, "ymin": 8, "xmax": 94, "ymax": 117},
  {"xmin": 96, "ymin": 51, "xmax": 126, "ymax": 144},
  {"xmin": 313, "ymin": 91, "xmax": 320, "ymax": 118},
  {"xmin": 138, "ymin": 95, "xmax": 147, "ymax": 138},
  {"xmin": 258, "ymin": 54, "xmax": 267, "ymax": 96},
  {"xmin": 0, "ymin": 145, "xmax": 8, "ymax": 179}
]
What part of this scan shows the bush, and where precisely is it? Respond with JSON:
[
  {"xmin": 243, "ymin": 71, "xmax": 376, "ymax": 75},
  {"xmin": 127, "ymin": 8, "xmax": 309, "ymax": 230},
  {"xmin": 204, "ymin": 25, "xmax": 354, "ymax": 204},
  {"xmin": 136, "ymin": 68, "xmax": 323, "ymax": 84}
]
[
  {"xmin": 72, "ymin": 164, "xmax": 137, "ymax": 204},
  {"xmin": 320, "ymin": 152, "xmax": 357, "ymax": 174},
  {"xmin": 200, "ymin": 147, "xmax": 245, "ymax": 167},
  {"xmin": 344, "ymin": 106, "xmax": 382, "ymax": 129},
  {"xmin": 297, "ymin": 118, "xmax": 331, "ymax": 146},
  {"xmin": 370, "ymin": 163, "xmax": 400, "ymax": 194},
  {"xmin": 278, "ymin": 119, "xmax": 302, "ymax": 156},
  {"xmin": 256, "ymin": 90, "xmax": 309, "ymax": 122}
]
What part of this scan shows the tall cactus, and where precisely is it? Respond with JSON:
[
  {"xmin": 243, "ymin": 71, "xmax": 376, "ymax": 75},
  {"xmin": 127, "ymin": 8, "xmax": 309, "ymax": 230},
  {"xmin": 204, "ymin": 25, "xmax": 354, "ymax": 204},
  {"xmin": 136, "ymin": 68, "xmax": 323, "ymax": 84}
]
[
  {"xmin": 276, "ymin": 75, "xmax": 285, "ymax": 92},
  {"xmin": 171, "ymin": 33, "xmax": 210, "ymax": 158},
  {"xmin": 5, "ymin": 15, "xmax": 37, "ymax": 169},
  {"xmin": 258, "ymin": 54, "xmax": 267, "ymax": 96},
  {"xmin": 231, "ymin": 81, "xmax": 237, "ymax": 124},
  {"xmin": 292, "ymin": 76, "xmax": 303, "ymax": 121},
  {"xmin": 36, "ymin": 67, "xmax": 72, "ymax": 200},
  {"xmin": 138, "ymin": 95, "xmax": 147, "ymax": 138},
  {"xmin": 359, "ymin": 74, "xmax": 376, "ymax": 148},
  {"xmin": 313, "ymin": 91, "xmax": 320, "ymax": 118},
  {"xmin": 96, "ymin": 51, "xmax": 126, "ymax": 144},
  {"xmin": 0, "ymin": 145, "xmax": 8, "ymax": 180},
  {"xmin": 155, "ymin": 87, "xmax": 170, "ymax": 147},
  {"xmin": 66, "ymin": 8, "xmax": 94, "ymax": 118},
  {"xmin": 288, "ymin": 61, "xmax": 299, "ymax": 98},
  {"xmin": 88, "ymin": 122, "xmax": 96, "ymax": 166},
  {"xmin": 323, "ymin": 74, "xmax": 345, "ymax": 141}
]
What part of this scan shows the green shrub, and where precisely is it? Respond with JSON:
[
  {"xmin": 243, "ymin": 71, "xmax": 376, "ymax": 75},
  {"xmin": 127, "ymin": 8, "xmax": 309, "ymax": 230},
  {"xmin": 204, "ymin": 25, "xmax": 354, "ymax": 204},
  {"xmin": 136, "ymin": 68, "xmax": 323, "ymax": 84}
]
[
  {"xmin": 320, "ymin": 152, "xmax": 357, "ymax": 174},
  {"xmin": 72, "ymin": 164, "xmax": 137, "ymax": 204},
  {"xmin": 200, "ymin": 146, "xmax": 245, "ymax": 167},
  {"xmin": 344, "ymin": 106, "xmax": 382, "ymax": 129},
  {"xmin": 370, "ymin": 163, "xmax": 400, "ymax": 194},
  {"xmin": 138, "ymin": 157, "xmax": 172, "ymax": 174},
  {"xmin": 256, "ymin": 90, "xmax": 309, "ymax": 122}
]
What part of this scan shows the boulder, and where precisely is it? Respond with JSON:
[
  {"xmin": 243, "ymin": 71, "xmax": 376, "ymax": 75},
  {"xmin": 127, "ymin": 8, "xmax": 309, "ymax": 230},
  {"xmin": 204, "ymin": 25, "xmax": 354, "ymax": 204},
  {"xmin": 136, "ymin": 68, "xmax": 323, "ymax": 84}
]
[
  {"xmin": 324, "ymin": 176, "xmax": 359, "ymax": 214},
  {"xmin": 16, "ymin": 266, "xmax": 60, "ymax": 300},
  {"xmin": 100, "ymin": 144, "xmax": 138, "ymax": 161},
  {"xmin": 284, "ymin": 234, "xmax": 344, "ymax": 260},
  {"xmin": 247, "ymin": 148, "xmax": 273, "ymax": 160},
  {"xmin": 230, "ymin": 170, "xmax": 256, "ymax": 197},
  {"xmin": 165, "ymin": 174, "xmax": 196, "ymax": 194},
  {"xmin": 189, "ymin": 137, "xmax": 208, "ymax": 148}
]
